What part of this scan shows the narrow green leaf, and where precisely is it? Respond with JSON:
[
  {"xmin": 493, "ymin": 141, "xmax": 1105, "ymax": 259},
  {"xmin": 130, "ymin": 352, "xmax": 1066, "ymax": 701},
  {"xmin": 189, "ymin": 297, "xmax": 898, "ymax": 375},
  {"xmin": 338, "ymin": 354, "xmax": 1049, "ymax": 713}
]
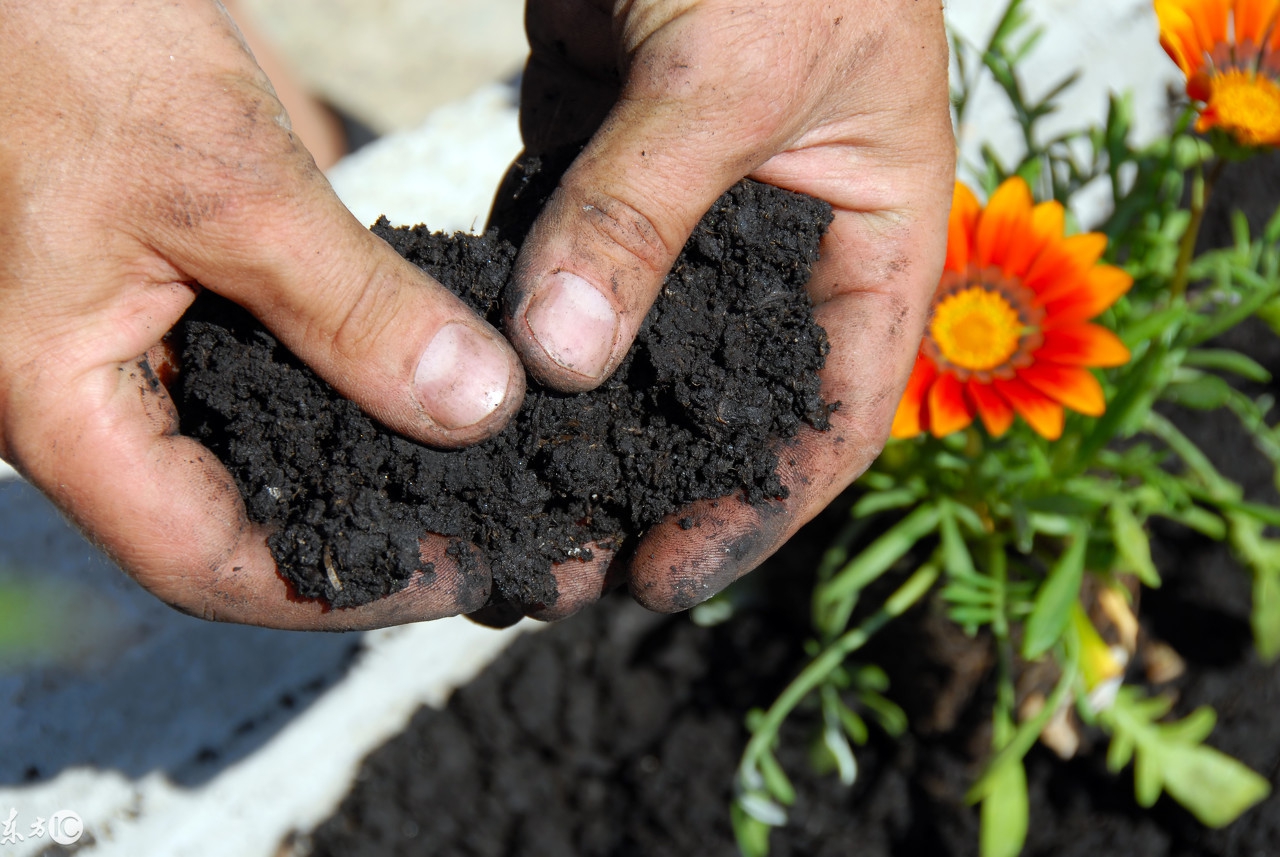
[
  {"xmin": 731, "ymin": 802, "xmax": 773, "ymax": 857},
  {"xmin": 852, "ymin": 487, "xmax": 923, "ymax": 518},
  {"xmin": 736, "ymin": 791, "xmax": 788, "ymax": 827},
  {"xmin": 1109, "ymin": 502, "xmax": 1161, "ymax": 587},
  {"xmin": 1252, "ymin": 569, "xmax": 1280, "ymax": 662},
  {"xmin": 1023, "ymin": 527, "xmax": 1089, "ymax": 659},
  {"xmin": 1182, "ymin": 348, "xmax": 1272, "ymax": 383},
  {"xmin": 940, "ymin": 504, "xmax": 977, "ymax": 578},
  {"xmin": 1163, "ymin": 374, "xmax": 1234, "ymax": 410},
  {"xmin": 836, "ymin": 701, "xmax": 870, "ymax": 746},
  {"xmin": 1121, "ymin": 304, "xmax": 1186, "ymax": 348},
  {"xmin": 1160, "ymin": 706, "xmax": 1216, "ymax": 745},
  {"xmin": 819, "ymin": 504, "xmax": 941, "ymax": 606},
  {"xmin": 1107, "ymin": 732, "xmax": 1136, "ymax": 773},
  {"xmin": 941, "ymin": 583, "xmax": 998, "ymax": 606},
  {"xmin": 1160, "ymin": 744, "xmax": 1271, "ymax": 827},
  {"xmin": 1134, "ymin": 745, "xmax": 1163, "ymax": 808},
  {"xmin": 979, "ymin": 758, "xmax": 1030, "ymax": 857},
  {"xmin": 946, "ymin": 605, "xmax": 997, "ymax": 627},
  {"xmin": 758, "ymin": 750, "xmax": 796, "ymax": 807},
  {"xmin": 1158, "ymin": 504, "xmax": 1228, "ymax": 540},
  {"xmin": 823, "ymin": 716, "xmax": 858, "ymax": 786}
]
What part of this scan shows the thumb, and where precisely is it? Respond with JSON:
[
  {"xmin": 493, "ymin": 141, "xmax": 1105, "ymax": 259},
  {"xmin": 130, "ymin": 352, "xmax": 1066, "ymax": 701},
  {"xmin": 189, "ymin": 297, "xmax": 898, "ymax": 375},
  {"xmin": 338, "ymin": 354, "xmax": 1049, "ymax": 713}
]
[
  {"xmin": 157, "ymin": 172, "xmax": 525, "ymax": 449},
  {"xmin": 503, "ymin": 27, "xmax": 794, "ymax": 391}
]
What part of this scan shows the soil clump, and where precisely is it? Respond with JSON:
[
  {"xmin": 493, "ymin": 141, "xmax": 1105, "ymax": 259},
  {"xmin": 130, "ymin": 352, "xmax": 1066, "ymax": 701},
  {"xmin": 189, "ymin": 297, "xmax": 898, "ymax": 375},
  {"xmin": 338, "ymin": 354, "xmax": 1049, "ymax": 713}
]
[{"xmin": 175, "ymin": 167, "xmax": 833, "ymax": 610}]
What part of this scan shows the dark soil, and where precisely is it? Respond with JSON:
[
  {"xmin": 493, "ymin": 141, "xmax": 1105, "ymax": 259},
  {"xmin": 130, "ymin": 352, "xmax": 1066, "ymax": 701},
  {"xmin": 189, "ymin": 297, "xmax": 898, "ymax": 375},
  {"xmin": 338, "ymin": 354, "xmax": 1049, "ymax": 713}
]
[
  {"xmin": 299, "ymin": 155, "xmax": 1280, "ymax": 857},
  {"xmin": 175, "ymin": 167, "xmax": 833, "ymax": 609},
  {"xmin": 300, "ymin": 506, "xmax": 1280, "ymax": 857}
]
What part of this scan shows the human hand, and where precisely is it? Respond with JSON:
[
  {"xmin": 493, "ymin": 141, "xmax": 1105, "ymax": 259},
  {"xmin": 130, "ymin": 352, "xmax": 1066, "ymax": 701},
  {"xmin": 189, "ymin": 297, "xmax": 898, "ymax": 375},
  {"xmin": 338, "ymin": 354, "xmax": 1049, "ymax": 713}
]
[
  {"xmin": 0, "ymin": 0, "xmax": 525, "ymax": 629},
  {"xmin": 500, "ymin": 0, "xmax": 955, "ymax": 619}
]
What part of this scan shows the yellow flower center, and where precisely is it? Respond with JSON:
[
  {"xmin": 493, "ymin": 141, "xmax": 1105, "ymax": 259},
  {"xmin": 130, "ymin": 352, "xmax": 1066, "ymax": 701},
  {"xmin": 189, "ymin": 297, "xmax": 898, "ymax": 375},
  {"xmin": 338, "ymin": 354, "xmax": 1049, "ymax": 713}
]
[
  {"xmin": 930, "ymin": 289, "xmax": 1022, "ymax": 372},
  {"xmin": 1205, "ymin": 68, "xmax": 1280, "ymax": 146},
  {"xmin": 923, "ymin": 268, "xmax": 1044, "ymax": 381}
]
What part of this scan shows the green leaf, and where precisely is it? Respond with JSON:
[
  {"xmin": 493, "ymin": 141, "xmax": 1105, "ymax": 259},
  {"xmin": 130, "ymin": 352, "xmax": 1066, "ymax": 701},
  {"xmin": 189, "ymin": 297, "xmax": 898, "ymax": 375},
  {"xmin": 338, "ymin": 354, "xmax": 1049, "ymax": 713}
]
[
  {"xmin": 1109, "ymin": 502, "xmax": 1161, "ymax": 587},
  {"xmin": 1252, "ymin": 568, "xmax": 1280, "ymax": 662},
  {"xmin": 1107, "ymin": 732, "xmax": 1136, "ymax": 773},
  {"xmin": 1182, "ymin": 348, "xmax": 1272, "ymax": 383},
  {"xmin": 852, "ymin": 487, "xmax": 923, "ymax": 517},
  {"xmin": 836, "ymin": 701, "xmax": 870, "ymax": 746},
  {"xmin": 1023, "ymin": 527, "xmax": 1089, "ymax": 659},
  {"xmin": 757, "ymin": 749, "xmax": 796, "ymax": 807},
  {"xmin": 979, "ymin": 757, "xmax": 1030, "ymax": 857},
  {"xmin": 736, "ymin": 791, "xmax": 788, "ymax": 827},
  {"xmin": 1160, "ymin": 706, "xmax": 1216, "ymax": 745},
  {"xmin": 1134, "ymin": 744, "xmax": 1163, "ymax": 808},
  {"xmin": 819, "ymin": 504, "xmax": 941, "ymax": 607},
  {"xmin": 1160, "ymin": 743, "xmax": 1271, "ymax": 827},
  {"xmin": 731, "ymin": 802, "xmax": 773, "ymax": 857},
  {"xmin": 823, "ymin": 714, "xmax": 858, "ymax": 786},
  {"xmin": 1162, "ymin": 374, "xmax": 1235, "ymax": 410},
  {"xmin": 940, "ymin": 504, "xmax": 977, "ymax": 578}
]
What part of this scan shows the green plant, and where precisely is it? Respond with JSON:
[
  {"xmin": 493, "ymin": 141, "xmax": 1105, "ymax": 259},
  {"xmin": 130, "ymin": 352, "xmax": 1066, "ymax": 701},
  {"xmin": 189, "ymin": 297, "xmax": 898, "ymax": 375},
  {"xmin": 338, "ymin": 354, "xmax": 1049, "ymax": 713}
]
[{"xmin": 730, "ymin": 2, "xmax": 1280, "ymax": 854}]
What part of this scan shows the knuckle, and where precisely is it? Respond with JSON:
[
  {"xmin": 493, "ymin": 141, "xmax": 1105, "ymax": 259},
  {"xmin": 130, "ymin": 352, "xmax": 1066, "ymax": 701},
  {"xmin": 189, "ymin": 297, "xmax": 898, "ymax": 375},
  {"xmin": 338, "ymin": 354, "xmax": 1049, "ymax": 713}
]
[
  {"xmin": 320, "ymin": 259, "xmax": 406, "ymax": 365},
  {"xmin": 573, "ymin": 189, "xmax": 676, "ymax": 278}
]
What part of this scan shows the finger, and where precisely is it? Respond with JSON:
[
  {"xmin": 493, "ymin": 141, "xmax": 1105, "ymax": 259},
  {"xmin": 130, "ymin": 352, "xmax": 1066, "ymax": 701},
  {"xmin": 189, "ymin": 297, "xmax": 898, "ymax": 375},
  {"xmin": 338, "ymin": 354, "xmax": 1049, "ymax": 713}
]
[
  {"xmin": 146, "ymin": 145, "xmax": 529, "ymax": 450},
  {"xmin": 8, "ymin": 359, "xmax": 490, "ymax": 630},
  {"xmin": 504, "ymin": 15, "xmax": 807, "ymax": 392},
  {"xmin": 630, "ymin": 199, "xmax": 947, "ymax": 611},
  {"xmin": 521, "ymin": 542, "xmax": 619, "ymax": 622}
]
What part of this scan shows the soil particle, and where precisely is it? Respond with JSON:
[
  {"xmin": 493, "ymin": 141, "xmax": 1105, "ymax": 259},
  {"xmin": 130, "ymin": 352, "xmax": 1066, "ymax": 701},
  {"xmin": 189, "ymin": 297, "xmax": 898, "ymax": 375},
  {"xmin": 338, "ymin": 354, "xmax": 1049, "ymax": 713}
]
[{"xmin": 175, "ymin": 169, "xmax": 833, "ymax": 609}]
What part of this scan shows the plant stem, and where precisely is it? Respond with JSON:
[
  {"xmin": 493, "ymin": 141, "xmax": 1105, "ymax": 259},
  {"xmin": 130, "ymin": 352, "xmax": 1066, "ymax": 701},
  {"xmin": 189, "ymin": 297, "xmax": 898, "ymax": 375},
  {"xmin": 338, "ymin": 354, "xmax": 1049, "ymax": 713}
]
[
  {"xmin": 738, "ymin": 561, "xmax": 941, "ymax": 783},
  {"xmin": 1171, "ymin": 158, "xmax": 1225, "ymax": 299}
]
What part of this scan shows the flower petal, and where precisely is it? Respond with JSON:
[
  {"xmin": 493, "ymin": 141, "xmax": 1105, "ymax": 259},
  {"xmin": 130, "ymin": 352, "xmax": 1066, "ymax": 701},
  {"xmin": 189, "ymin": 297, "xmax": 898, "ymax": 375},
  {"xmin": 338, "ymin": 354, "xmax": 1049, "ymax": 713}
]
[
  {"xmin": 974, "ymin": 178, "xmax": 1033, "ymax": 271},
  {"xmin": 967, "ymin": 378, "xmax": 1015, "ymax": 437},
  {"xmin": 927, "ymin": 371, "xmax": 974, "ymax": 438},
  {"xmin": 993, "ymin": 377, "xmax": 1065, "ymax": 440},
  {"xmin": 946, "ymin": 182, "xmax": 982, "ymax": 273},
  {"xmin": 1156, "ymin": 0, "xmax": 1209, "ymax": 76},
  {"xmin": 1036, "ymin": 324, "xmax": 1131, "ymax": 367},
  {"xmin": 1024, "ymin": 233, "xmax": 1110, "ymax": 300},
  {"xmin": 1042, "ymin": 264, "xmax": 1133, "ymax": 328},
  {"xmin": 1020, "ymin": 362, "xmax": 1108, "ymax": 417},
  {"xmin": 1234, "ymin": 0, "xmax": 1278, "ymax": 46},
  {"xmin": 890, "ymin": 355, "xmax": 937, "ymax": 439},
  {"xmin": 1003, "ymin": 199, "xmax": 1066, "ymax": 277}
]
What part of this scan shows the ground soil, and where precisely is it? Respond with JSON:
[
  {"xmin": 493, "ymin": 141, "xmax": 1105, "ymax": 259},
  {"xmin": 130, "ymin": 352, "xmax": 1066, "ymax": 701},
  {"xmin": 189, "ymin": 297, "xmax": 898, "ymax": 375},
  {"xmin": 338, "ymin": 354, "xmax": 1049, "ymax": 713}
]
[
  {"xmin": 299, "ymin": 157, "xmax": 1280, "ymax": 857},
  {"xmin": 175, "ymin": 164, "xmax": 832, "ymax": 610}
]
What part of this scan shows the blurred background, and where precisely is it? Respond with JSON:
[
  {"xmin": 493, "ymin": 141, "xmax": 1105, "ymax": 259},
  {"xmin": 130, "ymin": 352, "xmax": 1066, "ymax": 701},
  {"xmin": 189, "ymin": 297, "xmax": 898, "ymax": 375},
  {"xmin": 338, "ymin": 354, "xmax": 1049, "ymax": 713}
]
[{"xmin": 0, "ymin": 2, "xmax": 1177, "ymax": 855}]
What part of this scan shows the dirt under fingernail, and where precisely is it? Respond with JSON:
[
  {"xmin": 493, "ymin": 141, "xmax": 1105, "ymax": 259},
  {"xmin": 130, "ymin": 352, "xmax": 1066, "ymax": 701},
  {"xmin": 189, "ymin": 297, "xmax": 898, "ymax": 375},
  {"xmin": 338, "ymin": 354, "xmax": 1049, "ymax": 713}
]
[{"xmin": 173, "ymin": 150, "xmax": 834, "ymax": 611}]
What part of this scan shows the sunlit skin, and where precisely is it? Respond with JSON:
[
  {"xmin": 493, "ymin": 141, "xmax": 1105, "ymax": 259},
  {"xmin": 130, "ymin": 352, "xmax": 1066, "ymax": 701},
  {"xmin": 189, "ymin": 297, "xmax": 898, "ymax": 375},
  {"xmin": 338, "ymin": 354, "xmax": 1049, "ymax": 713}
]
[
  {"xmin": 1156, "ymin": 0, "xmax": 1280, "ymax": 146},
  {"xmin": 891, "ymin": 178, "xmax": 1132, "ymax": 442},
  {"xmin": 0, "ymin": 0, "xmax": 955, "ymax": 628}
]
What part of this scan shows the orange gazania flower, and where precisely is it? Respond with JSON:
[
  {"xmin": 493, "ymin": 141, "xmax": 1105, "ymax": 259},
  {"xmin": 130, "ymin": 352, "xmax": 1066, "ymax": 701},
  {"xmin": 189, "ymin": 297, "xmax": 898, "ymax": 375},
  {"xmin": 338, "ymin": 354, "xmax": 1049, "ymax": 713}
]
[
  {"xmin": 1156, "ymin": 0, "xmax": 1280, "ymax": 147},
  {"xmin": 891, "ymin": 178, "xmax": 1132, "ymax": 441}
]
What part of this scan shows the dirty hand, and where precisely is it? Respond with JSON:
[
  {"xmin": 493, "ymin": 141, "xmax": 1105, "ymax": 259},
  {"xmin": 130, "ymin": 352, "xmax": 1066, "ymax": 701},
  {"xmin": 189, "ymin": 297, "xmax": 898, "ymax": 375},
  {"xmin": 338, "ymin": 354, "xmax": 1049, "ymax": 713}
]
[
  {"xmin": 502, "ymin": 0, "xmax": 955, "ymax": 618},
  {"xmin": 0, "ymin": 0, "xmax": 525, "ymax": 629}
]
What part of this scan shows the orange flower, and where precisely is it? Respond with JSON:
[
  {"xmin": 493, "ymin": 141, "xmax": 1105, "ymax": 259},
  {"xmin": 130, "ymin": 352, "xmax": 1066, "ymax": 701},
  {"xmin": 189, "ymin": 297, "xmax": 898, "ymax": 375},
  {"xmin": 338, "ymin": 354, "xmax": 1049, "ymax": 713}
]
[
  {"xmin": 891, "ymin": 178, "xmax": 1131, "ymax": 441},
  {"xmin": 1156, "ymin": 0, "xmax": 1280, "ymax": 147}
]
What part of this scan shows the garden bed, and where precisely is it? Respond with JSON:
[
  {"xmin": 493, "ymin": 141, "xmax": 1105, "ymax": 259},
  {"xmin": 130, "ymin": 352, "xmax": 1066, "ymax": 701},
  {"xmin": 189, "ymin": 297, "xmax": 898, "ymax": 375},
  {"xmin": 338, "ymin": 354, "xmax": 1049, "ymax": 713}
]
[{"xmin": 295, "ymin": 156, "xmax": 1280, "ymax": 857}]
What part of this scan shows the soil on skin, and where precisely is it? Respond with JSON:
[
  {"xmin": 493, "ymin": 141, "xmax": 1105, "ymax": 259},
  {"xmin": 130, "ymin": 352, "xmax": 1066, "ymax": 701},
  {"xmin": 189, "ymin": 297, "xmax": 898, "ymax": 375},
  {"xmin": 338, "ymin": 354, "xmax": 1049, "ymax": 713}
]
[
  {"xmin": 301, "ymin": 157, "xmax": 1280, "ymax": 857},
  {"xmin": 175, "ymin": 171, "xmax": 833, "ymax": 609}
]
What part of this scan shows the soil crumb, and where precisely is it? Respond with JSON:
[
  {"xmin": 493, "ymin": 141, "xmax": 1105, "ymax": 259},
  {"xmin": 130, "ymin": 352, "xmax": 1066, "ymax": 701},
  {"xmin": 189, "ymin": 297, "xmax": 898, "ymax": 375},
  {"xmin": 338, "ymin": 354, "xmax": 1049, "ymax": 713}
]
[{"xmin": 176, "ymin": 172, "xmax": 833, "ymax": 610}]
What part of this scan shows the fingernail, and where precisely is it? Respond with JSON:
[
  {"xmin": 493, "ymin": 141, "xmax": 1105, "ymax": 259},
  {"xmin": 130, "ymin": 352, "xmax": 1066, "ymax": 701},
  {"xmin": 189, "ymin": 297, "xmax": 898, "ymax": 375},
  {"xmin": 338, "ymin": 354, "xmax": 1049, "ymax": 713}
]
[
  {"xmin": 525, "ymin": 272, "xmax": 618, "ymax": 379},
  {"xmin": 414, "ymin": 323, "xmax": 510, "ymax": 430}
]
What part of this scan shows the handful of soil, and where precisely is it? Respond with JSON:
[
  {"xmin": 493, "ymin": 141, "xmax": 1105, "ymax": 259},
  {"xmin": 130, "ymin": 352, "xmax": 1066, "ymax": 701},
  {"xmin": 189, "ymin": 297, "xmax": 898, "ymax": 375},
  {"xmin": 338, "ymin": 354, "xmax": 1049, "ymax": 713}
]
[{"xmin": 175, "ymin": 163, "xmax": 834, "ymax": 611}]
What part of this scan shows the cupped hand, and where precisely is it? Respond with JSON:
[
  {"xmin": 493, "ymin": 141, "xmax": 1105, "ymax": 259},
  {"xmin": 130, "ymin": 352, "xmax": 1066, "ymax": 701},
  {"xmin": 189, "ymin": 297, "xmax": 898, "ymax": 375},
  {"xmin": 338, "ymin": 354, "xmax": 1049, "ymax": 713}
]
[
  {"xmin": 0, "ymin": 0, "xmax": 525, "ymax": 629},
  {"xmin": 503, "ymin": 0, "xmax": 956, "ymax": 618}
]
